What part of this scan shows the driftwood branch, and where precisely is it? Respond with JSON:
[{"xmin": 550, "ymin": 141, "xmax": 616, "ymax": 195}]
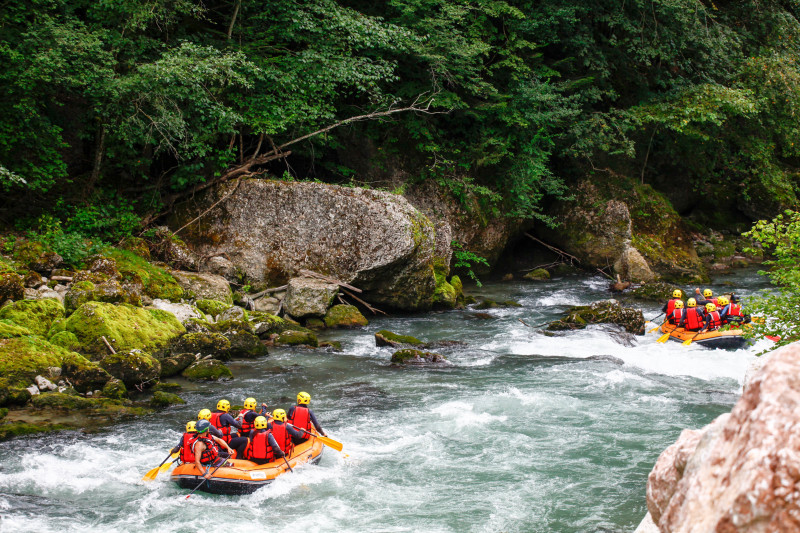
[
  {"xmin": 298, "ymin": 269, "xmax": 362, "ymax": 293},
  {"xmin": 51, "ymin": 275, "xmax": 73, "ymax": 282},
  {"xmin": 250, "ymin": 285, "xmax": 287, "ymax": 300},
  {"xmin": 342, "ymin": 288, "xmax": 387, "ymax": 316},
  {"xmin": 101, "ymin": 336, "xmax": 116, "ymax": 355},
  {"xmin": 524, "ymin": 233, "xmax": 580, "ymax": 264}
]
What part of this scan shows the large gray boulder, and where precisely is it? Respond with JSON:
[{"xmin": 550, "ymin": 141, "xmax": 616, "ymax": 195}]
[
  {"xmin": 171, "ymin": 271, "xmax": 233, "ymax": 304},
  {"xmin": 169, "ymin": 180, "xmax": 438, "ymax": 311},
  {"xmin": 284, "ymin": 277, "xmax": 338, "ymax": 318}
]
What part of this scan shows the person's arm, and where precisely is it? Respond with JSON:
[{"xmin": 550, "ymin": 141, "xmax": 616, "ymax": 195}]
[
  {"xmin": 286, "ymin": 425, "xmax": 303, "ymax": 439},
  {"xmin": 260, "ymin": 403, "xmax": 268, "ymax": 415},
  {"xmin": 308, "ymin": 410, "xmax": 325, "ymax": 436},
  {"xmin": 171, "ymin": 435, "xmax": 184, "ymax": 454},
  {"xmin": 661, "ymin": 302, "xmax": 668, "ymax": 313},
  {"xmin": 210, "ymin": 425, "xmax": 223, "ymax": 438},
  {"xmin": 223, "ymin": 413, "xmax": 242, "ymax": 429},
  {"xmin": 268, "ymin": 433, "xmax": 284, "ymax": 458},
  {"xmin": 214, "ymin": 435, "xmax": 234, "ymax": 453}
]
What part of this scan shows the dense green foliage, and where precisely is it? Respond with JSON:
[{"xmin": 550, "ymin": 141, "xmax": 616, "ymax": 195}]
[
  {"xmin": 1, "ymin": 0, "xmax": 800, "ymax": 236},
  {"xmin": 743, "ymin": 210, "xmax": 800, "ymax": 348}
]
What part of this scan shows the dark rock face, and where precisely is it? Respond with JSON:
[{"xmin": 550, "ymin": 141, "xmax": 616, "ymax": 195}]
[
  {"xmin": 390, "ymin": 349, "xmax": 447, "ymax": 365},
  {"xmin": 171, "ymin": 332, "xmax": 231, "ymax": 360},
  {"xmin": 99, "ymin": 350, "xmax": 161, "ymax": 389},
  {"xmin": 169, "ymin": 180, "xmax": 438, "ymax": 311},
  {"xmin": 159, "ymin": 352, "xmax": 196, "ymax": 377},
  {"xmin": 548, "ymin": 299, "xmax": 645, "ymax": 334}
]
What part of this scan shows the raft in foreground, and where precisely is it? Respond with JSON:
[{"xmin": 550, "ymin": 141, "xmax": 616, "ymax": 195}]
[
  {"xmin": 659, "ymin": 323, "xmax": 750, "ymax": 350},
  {"xmin": 171, "ymin": 438, "xmax": 324, "ymax": 495}
]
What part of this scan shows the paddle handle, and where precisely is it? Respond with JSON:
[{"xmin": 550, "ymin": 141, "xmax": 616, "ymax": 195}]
[
  {"xmin": 185, "ymin": 460, "xmax": 226, "ymax": 499},
  {"xmin": 282, "ymin": 455, "xmax": 293, "ymax": 473}
]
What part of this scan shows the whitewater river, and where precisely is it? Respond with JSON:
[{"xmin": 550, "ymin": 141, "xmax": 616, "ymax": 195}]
[{"xmin": 0, "ymin": 269, "xmax": 774, "ymax": 532}]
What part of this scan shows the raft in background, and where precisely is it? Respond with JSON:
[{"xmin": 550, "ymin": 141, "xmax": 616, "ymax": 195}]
[
  {"xmin": 658, "ymin": 323, "xmax": 751, "ymax": 350},
  {"xmin": 171, "ymin": 438, "xmax": 324, "ymax": 495}
]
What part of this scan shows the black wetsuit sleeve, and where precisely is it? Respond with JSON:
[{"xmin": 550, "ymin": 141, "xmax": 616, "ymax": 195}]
[
  {"xmin": 210, "ymin": 425, "xmax": 223, "ymax": 438},
  {"xmin": 171, "ymin": 434, "xmax": 184, "ymax": 454},
  {"xmin": 287, "ymin": 406, "xmax": 296, "ymax": 419},
  {"xmin": 662, "ymin": 302, "xmax": 669, "ymax": 313},
  {"xmin": 222, "ymin": 413, "xmax": 242, "ymax": 429},
  {"xmin": 268, "ymin": 433, "xmax": 283, "ymax": 456},
  {"xmin": 244, "ymin": 411, "xmax": 258, "ymax": 424},
  {"xmin": 286, "ymin": 425, "xmax": 303, "ymax": 439},
  {"xmin": 308, "ymin": 410, "xmax": 323, "ymax": 433}
]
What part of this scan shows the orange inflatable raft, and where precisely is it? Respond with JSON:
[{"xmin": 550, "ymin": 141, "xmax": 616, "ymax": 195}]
[
  {"xmin": 171, "ymin": 437, "xmax": 324, "ymax": 495},
  {"xmin": 659, "ymin": 323, "xmax": 750, "ymax": 350}
]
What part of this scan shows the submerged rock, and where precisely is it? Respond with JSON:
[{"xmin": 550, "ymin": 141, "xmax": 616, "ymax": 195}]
[
  {"xmin": 375, "ymin": 330, "xmax": 423, "ymax": 348},
  {"xmin": 169, "ymin": 180, "xmax": 437, "ymax": 311},
  {"xmin": 323, "ymin": 305, "xmax": 368, "ymax": 328},
  {"xmin": 182, "ymin": 359, "xmax": 233, "ymax": 381},
  {"xmin": 629, "ymin": 281, "xmax": 683, "ymax": 302},
  {"xmin": 646, "ymin": 342, "xmax": 800, "ymax": 532},
  {"xmin": 390, "ymin": 349, "xmax": 447, "ymax": 365},
  {"xmin": 548, "ymin": 299, "xmax": 645, "ymax": 335}
]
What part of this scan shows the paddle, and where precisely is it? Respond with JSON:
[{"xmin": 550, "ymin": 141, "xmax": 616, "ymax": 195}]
[
  {"xmin": 682, "ymin": 328, "xmax": 707, "ymax": 346},
  {"xmin": 286, "ymin": 422, "xmax": 343, "ymax": 452},
  {"xmin": 656, "ymin": 331, "xmax": 671, "ymax": 343},
  {"xmin": 646, "ymin": 312, "xmax": 664, "ymax": 326},
  {"xmin": 142, "ymin": 451, "xmax": 180, "ymax": 482},
  {"xmin": 282, "ymin": 455, "xmax": 294, "ymax": 473},
  {"xmin": 185, "ymin": 460, "xmax": 226, "ymax": 500},
  {"xmin": 648, "ymin": 317, "xmax": 668, "ymax": 334}
]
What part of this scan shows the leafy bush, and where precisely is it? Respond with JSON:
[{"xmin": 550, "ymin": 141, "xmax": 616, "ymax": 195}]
[{"xmin": 451, "ymin": 241, "xmax": 490, "ymax": 287}]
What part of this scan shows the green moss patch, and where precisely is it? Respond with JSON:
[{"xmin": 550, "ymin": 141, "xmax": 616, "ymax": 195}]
[
  {"xmin": 375, "ymin": 330, "xmax": 423, "ymax": 347},
  {"xmin": 0, "ymin": 299, "xmax": 65, "ymax": 336},
  {"xmin": 324, "ymin": 305, "xmax": 368, "ymax": 328},
  {"xmin": 182, "ymin": 359, "xmax": 233, "ymax": 381},
  {"xmin": 106, "ymin": 249, "xmax": 184, "ymax": 301},
  {"xmin": 0, "ymin": 320, "xmax": 33, "ymax": 339},
  {"xmin": 195, "ymin": 299, "xmax": 231, "ymax": 317},
  {"xmin": 275, "ymin": 330, "xmax": 319, "ymax": 347},
  {"xmin": 150, "ymin": 391, "xmax": 185, "ymax": 407}
]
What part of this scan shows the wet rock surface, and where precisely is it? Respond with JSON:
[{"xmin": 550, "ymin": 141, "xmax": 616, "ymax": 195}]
[{"xmin": 548, "ymin": 299, "xmax": 645, "ymax": 335}]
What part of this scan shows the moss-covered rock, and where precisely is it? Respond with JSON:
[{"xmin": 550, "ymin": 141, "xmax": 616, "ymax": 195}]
[
  {"xmin": 0, "ymin": 320, "xmax": 32, "ymax": 339},
  {"xmin": 159, "ymin": 352, "xmax": 196, "ymax": 377},
  {"xmin": 218, "ymin": 306, "xmax": 246, "ymax": 322},
  {"xmin": 432, "ymin": 268, "xmax": 457, "ymax": 310},
  {"xmin": 184, "ymin": 318, "xmax": 213, "ymax": 333},
  {"xmin": 547, "ymin": 299, "xmax": 645, "ymax": 335},
  {"xmin": 106, "ymin": 249, "xmax": 184, "ymax": 301},
  {"xmin": 100, "ymin": 350, "xmax": 161, "ymax": 389},
  {"xmin": 0, "ymin": 298, "xmax": 65, "ymax": 336},
  {"xmin": 323, "ymin": 305, "xmax": 368, "ymax": 328},
  {"xmin": 171, "ymin": 332, "xmax": 231, "ymax": 359},
  {"xmin": 250, "ymin": 312, "xmax": 311, "ymax": 337},
  {"xmin": 150, "ymin": 390, "xmax": 185, "ymax": 407},
  {"xmin": 64, "ymin": 281, "xmax": 97, "ymax": 313},
  {"xmin": 195, "ymin": 299, "xmax": 231, "ymax": 317},
  {"xmin": 12, "ymin": 240, "xmax": 62, "ymax": 272},
  {"xmin": 390, "ymin": 349, "xmax": 447, "ymax": 365},
  {"xmin": 0, "ymin": 421, "xmax": 69, "ymax": 440},
  {"xmin": 305, "ymin": 317, "xmax": 326, "ymax": 329},
  {"xmin": 375, "ymin": 330, "xmax": 423, "ymax": 348},
  {"xmin": 319, "ymin": 340, "xmax": 342, "ymax": 351},
  {"xmin": 0, "ymin": 273, "xmax": 24, "ymax": 302},
  {"xmin": 523, "ymin": 268, "xmax": 551, "ymax": 281},
  {"xmin": 32, "ymin": 391, "xmax": 98, "ymax": 410},
  {"xmin": 64, "ymin": 302, "xmax": 185, "ymax": 358},
  {"xmin": 182, "ymin": 359, "xmax": 233, "ymax": 381},
  {"xmin": 48, "ymin": 331, "xmax": 81, "ymax": 351},
  {"xmin": 93, "ymin": 279, "xmax": 142, "ymax": 307},
  {"xmin": 629, "ymin": 281, "xmax": 683, "ymax": 302},
  {"xmin": 23, "ymin": 271, "xmax": 42, "ymax": 288},
  {"xmin": 275, "ymin": 330, "xmax": 319, "ymax": 347},
  {"xmin": 224, "ymin": 330, "xmax": 268, "ymax": 358},
  {"xmin": 153, "ymin": 382, "xmax": 182, "ymax": 392},
  {"xmin": 101, "ymin": 378, "xmax": 127, "ymax": 400},
  {"xmin": 171, "ymin": 271, "xmax": 231, "ymax": 304}
]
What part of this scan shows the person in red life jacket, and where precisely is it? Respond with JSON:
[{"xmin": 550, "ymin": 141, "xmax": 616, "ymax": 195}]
[
  {"xmin": 210, "ymin": 399, "xmax": 249, "ymax": 458},
  {"xmin": 694, "ymin": 288, "xmax": 718, "ymax": 308},
  {"xmin": 679, "ymin": 298, "xmax": 705, "ymax": 332},
  {"xmin": 287, "ymin": 391, "xmax": 326, "ymax": 444},
  {"xmin": 198, "ymin": 408, "xmax": 225, "ymax": 439},
  {"xmin": 703, "ymin": 303, "xmax": 723, "ymax": 331},
  {"xmin": 662, "ymin": 289, "xmax": 683, "ymax": 323},
  {"xmin": 237, "ymin": 397, "xmax": 270, "ymax": 440},
  {"xmin": 728, "ymin": 294, "xmax": 751, "ymax": 323},
  {"xmin": 670, "ymin": 300, "xmax": 685, "ymax": 328},
  {"xmin": 268, "ymin": 408, "xmax": 303, "ymax": 458},
  {"xmin": 171, "ymin": 421, "xmax": 199, "ymax": 464},
  {"xmin": 193, "ymin": 420, "xmax": 234, "ymax": 479},
  {"xmin": 244, "ymin": 416, "xmax": 284, "ymax": 465}
]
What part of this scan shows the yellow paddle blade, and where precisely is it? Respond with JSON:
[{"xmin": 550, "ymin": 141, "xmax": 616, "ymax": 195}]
[
  {"xmin": 142, "ymin": 466, "xmax": 160, "ymax": 482},
  {"xmin": 158, "ymin": 453, "xmax": 179, "ymax": 473},
  {"xmin": 682, "ymin": 338, "xmax": 694, "ymax": 346},
  {"xmin": 315, "ymin": 434, "xmax": 343, "ymax": 452},
  {"xmin": 648, "ymin": 324, "xmax": 662, "ymax": 333},
  {"xmin": 656, "ymin": 332, "xmax": 671, "ymax": 343}
]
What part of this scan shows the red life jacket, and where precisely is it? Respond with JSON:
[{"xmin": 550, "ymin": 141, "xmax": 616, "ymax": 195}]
[
  {"xmin": 665, "ymin": 298, "xmax": 680, "ymax": 316},
  {"xmin": 195, "ymin": 436, "xmax": 219, "ymax": 465},
  {"xmin": 671, "ymin": 309, "xmax": 683, "ymax": 326},
  {"xmin": 209, "ymin": 412, "xmax": 232, "ymax": 443},
  {"xmin": 727, "ymin": 303, "xmax": 742, "ymax": 317},
  {"xmin": 180, "ymin": 433, "xmax": 198, "ymax": 463},
  {"xmin": 246, "ymin": 430, "xmax": 275, "ymax": 462},
  {"xmin": 239, "ymin": 410, "xmax": 255, "ymax": 436},
  {"xmin": 685, "ymin": 308, "xmax": 704, "ymax": 330},
  {"xmin": 270, "ymin": 422, "xmax": 294, "ymax": 456},
  {"xmin": 707, "ymin": 311, "xmax": 722, "ymax": 329},
  {"xmin": 288, "ymin": 405, "xmax": 311, "ymax": 434}
]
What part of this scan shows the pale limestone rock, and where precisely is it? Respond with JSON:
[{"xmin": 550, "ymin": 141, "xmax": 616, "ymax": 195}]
[
  {"xmin": 150, "ymin": 299, "xmax": 205, "ymax": 325},
  {"xmin": 614, "ymin": 245, "xmax": 655, "ymax": 282},
  {"xmin": 284, "ymin": 277, "xmax": 338, "ymax": 318},
  {"xmin": 34, "ymin": 375, "xmax": 56, "ymax": 391},
  {"xmin": 172, "ymin": 271, "xmax": 232, "ymax": 304}
]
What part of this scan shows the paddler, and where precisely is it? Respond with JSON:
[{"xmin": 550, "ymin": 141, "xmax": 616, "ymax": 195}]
[
  {"xmin": 268, "ymin": 409, "xmax": 304, "ymax": 458},
  {"xmin": 679, "ymin": 298, "xmax": 705, "ymax": 332},
  {"xmin": 209, "ymin": 399, "xmax": 249, "ymax": 458},
  {"xmin": 694, "ymin": 288, "xmax": 718, "ymax": 307},
  {"xmin": 287, "ymin": 391, "xmax": 327, "ymax": 444},
  {"xmin": 197, "ymin": 408, "xmax": 225, "ymax": 439},
  {"xmin": 662, "ymin": 289, "xmax": 684, "ymax": 323},
  {"xmin": 670, "ymin": 300, "xmax": 685, "ymax": 328},
  {"xmin": 193, "ymin": 420, "xmax": 235, "ymax": 478},
  {"xmin": 702, "ymin": 303, "xmax": 723, "ymax": 331},
  {"xmin": 237, "ymin": 397, "xmax": 270, "ymax": 441},
  {"xmin": 243, "ymin": 416, "xmax": 284, "ymax": 464},
  {"xmin": 171, "ymin": 421, "xmax": 199, "ymax": 464}
]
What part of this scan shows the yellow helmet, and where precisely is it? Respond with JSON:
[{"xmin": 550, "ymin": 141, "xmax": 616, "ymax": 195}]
[
  {"xmin": 243, "ymin": 397, "xmax": 257, "ymax": 410},
  {"xmin": 254, "ymin": 416, "xmax": 268, "ymax": 430},
  {"xmin": 705, "ymin": 303, "xmax": 716, "ymax": 312},
  {"xmin": 703, "ymin": 289, "xmax": 713, "ymax": 298},
  {"xmin": 297, "ymin": 391, "xmax": 311, "ymax": 405},
  {"xmin": 216, "ymin": 399, "xmax": 230, "ymax": 412},
  {"xmin": 717, "ymin": 296, "xmax": 729, "ymax": 306},
  {"xmin": 687, "ymin": 298, "xmax": 697, "ymax": 308},
  {"xmin": 672, "ymin": 289, "xmax": 682, "ymax": 298},
  {"xmin": 674, "ymin": 300, "xmax": 684, "ymax": 309},
  {"xmin": 198, "ymin": 409, "xmax": 212, "ymax": 420},
  {"xmin": 186, "ymin": 421, "xmax": 197, "ymax": 433},
  {"xmin": 272, "ymin": 408, "xmax": 287, "ymax": 422}
]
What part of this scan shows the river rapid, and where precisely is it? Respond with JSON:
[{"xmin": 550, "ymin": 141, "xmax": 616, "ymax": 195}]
[{"xmin": 0, "ymin": 270, "xmax": 774, "ymax": 533}]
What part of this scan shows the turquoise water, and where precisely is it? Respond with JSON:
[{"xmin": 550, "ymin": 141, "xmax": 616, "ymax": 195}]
[{"xmin": 0, "ymin": 271, "xmax": 773, "ymax": 532}]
